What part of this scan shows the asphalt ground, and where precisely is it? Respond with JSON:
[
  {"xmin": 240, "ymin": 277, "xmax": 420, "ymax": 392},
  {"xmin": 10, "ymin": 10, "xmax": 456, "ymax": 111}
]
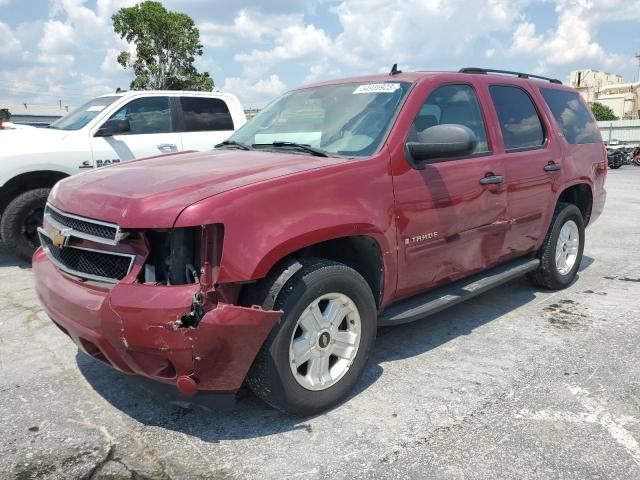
[{"xmin": 1, "ymin": 167, "xmax": 639, "ymax": 480}]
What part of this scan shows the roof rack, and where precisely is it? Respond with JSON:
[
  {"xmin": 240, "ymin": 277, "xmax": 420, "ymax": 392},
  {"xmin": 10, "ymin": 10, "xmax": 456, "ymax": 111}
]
[{"xmin": 459, "ymin": 67, "xmax": 562, "ymax": 85}]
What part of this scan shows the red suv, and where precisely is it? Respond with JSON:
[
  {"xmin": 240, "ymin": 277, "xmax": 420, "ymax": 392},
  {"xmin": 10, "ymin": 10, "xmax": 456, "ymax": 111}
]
[{"xmin": 33, "ymin": 67, "xmax": 607, "ymax": 415}]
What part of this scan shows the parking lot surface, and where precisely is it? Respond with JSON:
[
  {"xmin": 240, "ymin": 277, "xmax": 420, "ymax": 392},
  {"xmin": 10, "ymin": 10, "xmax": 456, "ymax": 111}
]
[{"xmin": 1, "ymin": 168, "xmax": 640, "ymax": 480}]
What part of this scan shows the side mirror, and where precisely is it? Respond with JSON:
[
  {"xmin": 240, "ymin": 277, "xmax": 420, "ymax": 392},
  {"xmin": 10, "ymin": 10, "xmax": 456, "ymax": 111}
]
[
  {"xmin": 405, "ymin": 124, "xmax": 478, "ymax": 169},
  {"xmin": 95, "ymin": 118, "xmax": 130, "ymax": 137}
]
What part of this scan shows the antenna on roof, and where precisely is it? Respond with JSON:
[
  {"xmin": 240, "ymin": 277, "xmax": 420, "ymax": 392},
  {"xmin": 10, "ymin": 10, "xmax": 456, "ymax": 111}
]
[{"xmin": 389, "ymin": 63, "xmax": 402, "ymax": 76}]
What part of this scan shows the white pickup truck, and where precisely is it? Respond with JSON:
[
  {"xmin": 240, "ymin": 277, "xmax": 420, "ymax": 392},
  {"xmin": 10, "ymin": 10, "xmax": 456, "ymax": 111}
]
[{"xmin": 0, "ymin": 90, "xmax": 246, "ymax": 260}]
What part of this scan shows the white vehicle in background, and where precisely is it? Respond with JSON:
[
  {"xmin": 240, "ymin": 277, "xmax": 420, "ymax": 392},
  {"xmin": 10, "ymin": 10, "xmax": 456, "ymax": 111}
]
[
  {"xmin": 0, "ymin": 90, "xmax": 246, "ymax": 260},
  {"xmin": 0, "ymin": 122, "xmax": 36, "ymax": 130}
]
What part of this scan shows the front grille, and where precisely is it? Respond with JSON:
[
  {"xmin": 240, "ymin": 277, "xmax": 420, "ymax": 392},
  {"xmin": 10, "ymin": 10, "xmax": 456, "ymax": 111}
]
[
  {"xmin": 39, "ymin": 232, "xmax": 134, "ymax": 283},
  {"xmin": 45, "ymin": 204, "xmax": 119, "ymax": 244}
]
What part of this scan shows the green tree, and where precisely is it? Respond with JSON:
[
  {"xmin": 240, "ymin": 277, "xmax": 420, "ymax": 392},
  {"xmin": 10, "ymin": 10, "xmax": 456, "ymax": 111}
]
[
  {"xmin": 112, "ymin": 1, "xmax": 214, "ymax": 91},
  {"xmin": 590, "ymin": 102, "xmax": 618, "ymax": 121}
]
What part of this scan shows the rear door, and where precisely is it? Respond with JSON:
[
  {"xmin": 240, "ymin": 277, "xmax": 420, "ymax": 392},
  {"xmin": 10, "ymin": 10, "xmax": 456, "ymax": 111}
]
[
  {"xmin": 177, "ymin": 96, "xmax": 236, "ymax": 151},
  {"xmin": 392, "ymin": 82, "xmax": 508, "ymax": 298},
  {"xmin": 485, "ymin": 84, "xmax": 562, "ymax": 255},
  {"xmin": 90, "ymin": 95, "xmax": 183, "ymax": 167}
]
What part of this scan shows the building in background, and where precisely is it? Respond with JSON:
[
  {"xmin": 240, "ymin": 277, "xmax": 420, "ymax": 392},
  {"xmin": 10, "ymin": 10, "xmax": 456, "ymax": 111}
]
[
  {"xmin": 0, "ymin": 103, "xmax": 71, "ymax": 126},
  {"xmin": 570, "ymin": 69, "xmax": 640, "ymax": 120},
  {"xmin": 571, "ymin": 69, "xmax": 624, "ymax": 102}
]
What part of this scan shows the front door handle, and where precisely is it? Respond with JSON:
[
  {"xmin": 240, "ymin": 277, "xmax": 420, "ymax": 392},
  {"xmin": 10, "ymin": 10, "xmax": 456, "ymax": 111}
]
[
  {"xmin": 157, "ymin": 143, "xmax": 178, "ymax": 153},
  {"xmin": 479, "ymin": 174, "xmax": 503, "ymax": 185},
  {"xmin": 544, "ymin": 161, "xmax": 561, "ymax": 172}
]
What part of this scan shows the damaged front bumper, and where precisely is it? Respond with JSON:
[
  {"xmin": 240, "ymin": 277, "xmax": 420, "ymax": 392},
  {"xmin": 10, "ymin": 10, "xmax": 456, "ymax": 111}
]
[{"xmin": 33, "ymin": 248, "xmax": 281, "ymax": 395}]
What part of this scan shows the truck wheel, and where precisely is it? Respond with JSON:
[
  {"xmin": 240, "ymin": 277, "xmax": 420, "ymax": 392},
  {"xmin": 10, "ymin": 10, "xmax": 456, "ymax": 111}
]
[
  {"xmin": 1, "ymin": 188, "xmax": 50, "ymax": 261},
  {"xmin": 528, "ymin": 202, "xmax": 585, "ymax": 290},
  {"xmin": 246, "ymin": 259, "xmax": 377, "ymax": 416}
]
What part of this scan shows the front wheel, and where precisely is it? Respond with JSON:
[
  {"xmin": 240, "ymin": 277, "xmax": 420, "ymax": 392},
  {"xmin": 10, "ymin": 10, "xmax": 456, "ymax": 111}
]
[
  {"xmin": 528, "ymin": 202, "xmax": 585, "ymax": 290},
  {"xmin": 1, "ymin": 188, "xmax": 50, "ymax": 261},
  {"xmin": 246, "ymin": 259, "xmax": 377, "ymax": 416}
]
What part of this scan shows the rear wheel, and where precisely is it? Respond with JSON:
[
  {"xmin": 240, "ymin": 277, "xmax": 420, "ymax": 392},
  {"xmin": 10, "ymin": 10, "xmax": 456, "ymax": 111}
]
[
  {"xmin": 0, "ymin": 188, "xmax": 50, "ymax": 261},
  {"xmin": 528, "ymin": 202, "xmax": 585, "ymax": 290},
  {"xmin": 245, "ymin": 259, "xmax": 377, "ymax": 416}
]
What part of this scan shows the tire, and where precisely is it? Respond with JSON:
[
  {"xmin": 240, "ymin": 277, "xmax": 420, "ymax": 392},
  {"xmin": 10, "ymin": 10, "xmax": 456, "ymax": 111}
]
[
  {"xmin": 528, "ymin": 202, "xmax": 585, "ymax": 290},
  {"xmin": 609, "ymin": 164, "xmax": 621, "ymax": 169},
  {"xmin": 1, "ymin": 188, "xmax": 50, "ymax": 261},
  {"xmin": 245, "ymin": 258, "xmax": 377, "ymax": 416}
]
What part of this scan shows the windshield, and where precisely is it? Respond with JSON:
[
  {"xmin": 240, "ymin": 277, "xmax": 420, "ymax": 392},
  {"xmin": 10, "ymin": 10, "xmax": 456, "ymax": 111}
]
[
  {"xmin": 49, "ymin": 96, "xmax": 121, "ymax": 130},
  {"xmin": 227, "ymin": 81, "xmax": 412, "ymax": 156}
]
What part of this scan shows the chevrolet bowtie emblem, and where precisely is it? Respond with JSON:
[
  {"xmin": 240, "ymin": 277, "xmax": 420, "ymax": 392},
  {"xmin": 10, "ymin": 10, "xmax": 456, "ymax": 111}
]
[{"xmin": 50, "ymin": 228, "xmax": 72, "ymax": 248}]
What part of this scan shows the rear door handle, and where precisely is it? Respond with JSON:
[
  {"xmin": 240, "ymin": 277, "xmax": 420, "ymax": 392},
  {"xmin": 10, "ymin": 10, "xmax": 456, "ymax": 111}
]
[
  {"xmin": 157, "ymin": 143, "xmax": 178, "ymax": 153},
  {"xmin": 544, "ymin": 161, "xmax": 561, "ymax": 172},
  {"xmin": 479, "ymin": 175, "xmax": 503, "ymax": 185}
]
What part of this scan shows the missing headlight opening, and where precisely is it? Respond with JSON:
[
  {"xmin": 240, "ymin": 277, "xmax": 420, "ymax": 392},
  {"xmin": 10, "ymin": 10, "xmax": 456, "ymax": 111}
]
[{"xmin": 142, "ymin": 227, "xmax": 202, "ymax": 285}]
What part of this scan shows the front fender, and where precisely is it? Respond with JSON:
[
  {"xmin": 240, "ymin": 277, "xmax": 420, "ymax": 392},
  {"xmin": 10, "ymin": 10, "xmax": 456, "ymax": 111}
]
[
  {"xmin": 174, "ymin": 153, "xmax": 398, "ymax": 293},
  {"xmin": 252, "ymin": 224, "xmax": 390, "ymax": 279}
]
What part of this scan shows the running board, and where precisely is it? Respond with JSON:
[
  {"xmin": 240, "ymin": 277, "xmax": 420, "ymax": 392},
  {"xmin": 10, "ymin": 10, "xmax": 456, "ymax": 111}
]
[{"xmin": 379, "ymin": 257, "xmax": 540, "ymax": 327}]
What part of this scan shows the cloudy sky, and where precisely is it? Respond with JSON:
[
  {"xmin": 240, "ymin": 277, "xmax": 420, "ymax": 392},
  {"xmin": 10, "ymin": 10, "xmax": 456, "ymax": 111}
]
[{"xmin": 1, "ymin": 0, "xmax": 640, "ymax": 109}]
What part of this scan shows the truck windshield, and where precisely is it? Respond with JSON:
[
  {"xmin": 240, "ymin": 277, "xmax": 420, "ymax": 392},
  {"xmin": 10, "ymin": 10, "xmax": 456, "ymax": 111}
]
[
  {"xmin": 227, "ymin": 81, "xmax": 412, "ymax": 157},
  {"xmin": 49, "ymin": 96, "xmax": 120, "ymax": 130}
]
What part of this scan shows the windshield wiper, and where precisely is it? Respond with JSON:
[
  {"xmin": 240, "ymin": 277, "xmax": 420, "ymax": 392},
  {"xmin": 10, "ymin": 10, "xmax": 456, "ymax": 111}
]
[
  {"xmin": 253, "ymin": 141, "xmax": 329, "ymax": 157},
  {"xmin": 215, "ymin": 140, "xmax": 251, "ymax": 150}
]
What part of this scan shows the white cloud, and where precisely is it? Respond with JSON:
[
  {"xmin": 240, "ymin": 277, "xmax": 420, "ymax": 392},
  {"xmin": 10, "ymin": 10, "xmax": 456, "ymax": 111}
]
[
  {"xmin": 221, "ymin": 74, "xmax": 288, "ymax": 107},
  {"xmin": 507, "ymin": 0, "xmax": 637, "ymax": 74},
  {"xmin": 332, "ymin": 0, "xmax": 528, "ymax": 67},
  {"xmin": 200, "ymin": 10, "xmax": 300, "ymax": 48},
  {"xmin": 235, "ymin": 23, "xmax": 333, "ymax": 80},
  {"xmin": 100, "ymin": 48, "xmax": 121, "ymax": 73},
  {"xmin": 38, "ymin": 21, "xmax": 77, "ymax": 53},
  {"xmin": 101, "ymin": 41, "xmax": 134, "ymax": 73},
  {"xmin": 0, "ymin": 22, "xmax": 20, "ymax": 56},
  {"xmin": 220, "ymin": 0, "xmax": 533, "ymax": 100}
]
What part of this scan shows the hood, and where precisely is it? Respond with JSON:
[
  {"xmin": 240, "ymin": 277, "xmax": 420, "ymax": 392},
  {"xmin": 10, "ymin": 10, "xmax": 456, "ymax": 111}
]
[
  {"xmin": 50, "ymin": 149, "xmax": 344, "ymax": 228},
  {"xmin": 0, "ymin": 127, "xmax": 72, "ymax": 154}
]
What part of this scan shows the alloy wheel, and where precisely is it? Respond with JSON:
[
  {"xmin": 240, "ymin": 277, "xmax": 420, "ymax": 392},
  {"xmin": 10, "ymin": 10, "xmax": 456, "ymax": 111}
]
[{"xmin": 288, "ymin": 292, "xmax": 361, "ymax": 391}]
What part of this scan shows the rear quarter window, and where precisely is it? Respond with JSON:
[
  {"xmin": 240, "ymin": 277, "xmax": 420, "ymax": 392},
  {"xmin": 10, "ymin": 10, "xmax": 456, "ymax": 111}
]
[
  {"xmin": 540, "ymin": 88, "xmax": 602, "ymax": 144},
  {"xmin": 180, "ymin": 97, "xmax": 234, "ymax": 132}
]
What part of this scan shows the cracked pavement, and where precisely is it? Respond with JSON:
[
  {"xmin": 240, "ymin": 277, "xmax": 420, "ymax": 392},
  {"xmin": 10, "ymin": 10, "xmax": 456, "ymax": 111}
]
[{"xmin": 1, "ymin": 168, "xmax": 640, "ymax": 479}]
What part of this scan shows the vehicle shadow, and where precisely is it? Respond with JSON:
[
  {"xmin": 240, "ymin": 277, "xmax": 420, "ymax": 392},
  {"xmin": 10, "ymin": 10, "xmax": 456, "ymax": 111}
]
[
  {"xmin": 0, "ymin": 242, "xmax": 31, "ymax": 268},
  {"xmin": 76, "ymin": 268, "xmax": 574, "ymax": 441},
  {"xmin": 579, "ymin": 255, "xmax": 594, "ymax": 272}
]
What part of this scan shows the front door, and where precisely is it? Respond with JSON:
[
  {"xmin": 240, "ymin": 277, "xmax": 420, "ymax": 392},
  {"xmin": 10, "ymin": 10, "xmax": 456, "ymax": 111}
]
[
  {"xmin": 90, "ymin": 96, "xmax": 183, "ymax": 168},
  {"xmin": 392, "ymin": 83, "xmax": 508, "ymax": 299}
]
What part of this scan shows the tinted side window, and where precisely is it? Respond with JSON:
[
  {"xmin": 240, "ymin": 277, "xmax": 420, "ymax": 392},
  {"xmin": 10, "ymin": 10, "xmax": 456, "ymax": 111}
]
[
  {"xmin": 489, "ymin": 86, "xmax": 545, "ymax": 150},
  {"xmin": 540, "ymin": 88, "xmax": 602, "ymax": 144},
  {"xmin": 108, "ymin": 97, "xmax": 172, "ymax": 134},
  {"xmin": 409, "ymin": 84, "xmax": 489, "ymax": 153},
  {"xmin": 180, "ymin": 97, "xmax": 234, "ymax": 131}
]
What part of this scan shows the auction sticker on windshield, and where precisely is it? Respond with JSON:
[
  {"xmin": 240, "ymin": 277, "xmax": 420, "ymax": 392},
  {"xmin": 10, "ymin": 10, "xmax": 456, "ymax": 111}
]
[
  {"xmin": 353, "ymin": 83, "xmax": 401, "ymax": 94},
  {"xmin": 87, "ymin": 105, "xmax": 106, "ymax": 112}
]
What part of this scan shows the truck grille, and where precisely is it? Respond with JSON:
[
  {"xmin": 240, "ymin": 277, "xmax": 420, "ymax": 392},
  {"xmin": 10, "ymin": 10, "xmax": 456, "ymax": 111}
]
[
  {"xmin": 39, "ymin": 232, "xmax": 135, "ymax": 283},
  {"xmin": 44, "ymin": 204, "xmax": 121, "ymax": 244}
]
